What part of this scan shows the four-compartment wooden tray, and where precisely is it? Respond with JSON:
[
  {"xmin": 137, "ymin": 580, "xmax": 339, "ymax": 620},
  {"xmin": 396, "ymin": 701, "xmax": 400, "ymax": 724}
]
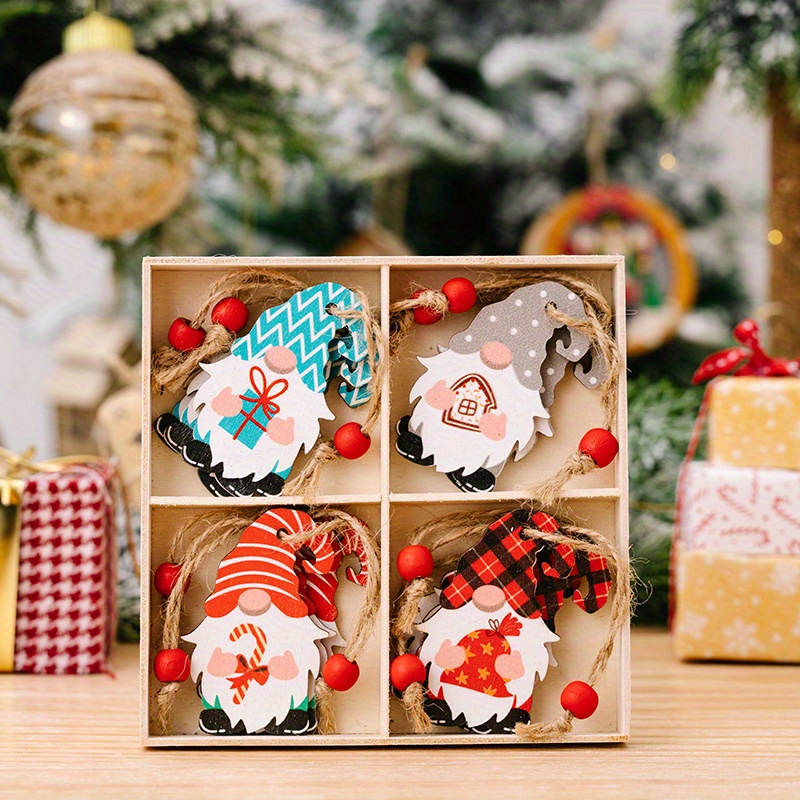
[{"xmin": 141, "ymin": 255, "xmax": 629, "ymax": 746}]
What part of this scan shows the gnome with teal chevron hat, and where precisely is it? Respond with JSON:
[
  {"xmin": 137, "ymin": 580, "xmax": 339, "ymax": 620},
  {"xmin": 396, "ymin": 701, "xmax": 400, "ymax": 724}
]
[{"xmin": 155, "ymin": 283, "xmax": 375, "ymax": 497}]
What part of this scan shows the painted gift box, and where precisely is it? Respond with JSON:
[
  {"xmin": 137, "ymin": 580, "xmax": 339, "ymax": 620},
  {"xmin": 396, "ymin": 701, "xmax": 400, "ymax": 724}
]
[
  {"xmin": 673, "ymin": 548, "xmax": 800, "ymax": 663},
  {"xmin": 0, "ymin": 463, "xmax": 117, "ymax": 674},
  {"xmin": 709, "ymin": 376, "xmax": 800, "ymax": 470}
]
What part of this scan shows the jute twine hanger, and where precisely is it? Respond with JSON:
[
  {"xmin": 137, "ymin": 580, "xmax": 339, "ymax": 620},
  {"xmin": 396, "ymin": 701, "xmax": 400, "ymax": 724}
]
[
  {"xmin": 154, "ymin": 506, "xmax": 381, "ymax": 736},
  {"xmin": 389, "ymin": 269, "xmax": 622, "ymax": 508},
  {"xmin": 150, "ymin": 268, "xmax": 385, "ymax": 502},
  {"xmin": 391, "ymin": 507, "xmax": 631, "ymax": 740}
]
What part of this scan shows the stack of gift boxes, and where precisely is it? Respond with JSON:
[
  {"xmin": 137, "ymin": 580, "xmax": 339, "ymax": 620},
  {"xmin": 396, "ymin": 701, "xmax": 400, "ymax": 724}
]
[{"xmin": 673, "ymin": 321, "xmax": 800, "ymax": 663}]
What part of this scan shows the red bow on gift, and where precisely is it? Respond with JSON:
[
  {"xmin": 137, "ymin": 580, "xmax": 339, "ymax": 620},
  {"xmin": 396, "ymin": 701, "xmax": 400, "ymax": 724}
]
[
  {"xmin": 227, "ymin": 654, "xmax": 270, "ymax": 696},
  {"xmin": 692, "ymin": 318, "xmax": 800, "ymax": 384},
  {"xmin": 487, "ymin": 613, "xmax": 522, "ymax": 638}
]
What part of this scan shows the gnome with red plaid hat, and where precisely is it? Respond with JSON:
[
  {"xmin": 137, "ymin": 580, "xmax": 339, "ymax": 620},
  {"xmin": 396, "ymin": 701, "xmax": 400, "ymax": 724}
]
[
  {"xmin": 415, "ymin": 508, "xmax": 611, "ymax": 734},
  {"xmin": 183, "ymin": 508, "xmax": 368, "ymax": 736}
]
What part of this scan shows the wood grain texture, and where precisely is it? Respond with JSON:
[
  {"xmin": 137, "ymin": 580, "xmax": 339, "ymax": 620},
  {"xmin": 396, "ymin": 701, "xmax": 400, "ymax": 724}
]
[{"xmin": 2, "ymin": 632, "xmax": 798, "ymax": 798}]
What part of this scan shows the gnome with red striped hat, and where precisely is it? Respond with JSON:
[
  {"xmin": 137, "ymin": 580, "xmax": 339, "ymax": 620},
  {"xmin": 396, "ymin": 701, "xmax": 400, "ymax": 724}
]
[
  {"xmin": 183, "ymin": 508, "xmax": 367, "ymax": 736},
  {"xmin": 415, "ymin": 508, "xmax": 611, "ymax": 734}
]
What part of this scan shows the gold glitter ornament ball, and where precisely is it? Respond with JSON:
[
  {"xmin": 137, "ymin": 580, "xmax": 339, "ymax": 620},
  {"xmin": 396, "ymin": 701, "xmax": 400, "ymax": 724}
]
[{"xmin": 8, "ymin": 13, "xmax": 199, "ymax": 239}]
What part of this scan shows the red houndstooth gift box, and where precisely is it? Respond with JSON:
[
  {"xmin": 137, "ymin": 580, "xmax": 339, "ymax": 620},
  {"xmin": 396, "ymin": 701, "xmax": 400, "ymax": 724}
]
[{"xmin": 2, "ymin": 463, "xmax": 117, "ymax": 674}]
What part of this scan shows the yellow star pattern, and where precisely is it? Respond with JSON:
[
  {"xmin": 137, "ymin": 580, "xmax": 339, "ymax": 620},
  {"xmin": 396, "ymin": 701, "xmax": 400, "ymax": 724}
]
[
  {"xmin": 462, "ymin": 646, "xmax": 474, "ymax": 662},
  {"xmin": 456, "ymin": 671, "xmax": 468, "ymax": 685},
  {"xmin": 467, "ymin": 631, "xmax": 480, "ymax": 641},
  {"xmin": 477, "ymin": 667, "xmax": 490, "ymax": 681},
  {"xmin": 483, "ymin": 686, "xmax": 497, "ymax": 696},
  {"xmin": 480, "ymin": 641, "xmax": 494, "ymax": 655},
  {"xmin": 502, "ymin": 639, "xmax": 510, "ymax": 652}
]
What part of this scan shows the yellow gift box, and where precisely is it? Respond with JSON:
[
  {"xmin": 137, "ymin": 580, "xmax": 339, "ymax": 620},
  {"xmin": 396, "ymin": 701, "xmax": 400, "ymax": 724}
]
[
  {"xmin": 709, "ymin": 376, "xmax": 800, "ymax": 470},
  {"xmin": 673, "ymin": 548, "xmax": 800, "ymax": 663}
]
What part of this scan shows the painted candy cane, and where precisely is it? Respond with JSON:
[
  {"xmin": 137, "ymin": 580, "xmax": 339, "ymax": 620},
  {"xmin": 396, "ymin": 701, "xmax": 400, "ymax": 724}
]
[{"xmin": 228, "ymin": 623, "xmax": 268, "ymax": 705}]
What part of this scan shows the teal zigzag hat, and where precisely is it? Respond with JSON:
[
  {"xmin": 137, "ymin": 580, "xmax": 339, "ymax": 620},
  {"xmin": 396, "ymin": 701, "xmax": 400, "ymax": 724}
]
[{"xmin": 231, "ymin": 283, "xmax": 372, "ymax": 400}]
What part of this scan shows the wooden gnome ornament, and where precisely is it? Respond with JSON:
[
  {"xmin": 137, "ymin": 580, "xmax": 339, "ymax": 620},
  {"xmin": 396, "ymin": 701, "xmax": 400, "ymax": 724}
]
[
  {"xmin": 392, "ymin": 507, "xmax": 627, "ymax": 738},
  {"xmin": 154, "ymin": 278, "xmax": 380, "ymax": 497},
  {"xmin": 395, "ymin": 280, "xmax": 610, "ymax": 493},
  {"xmin": 154, "ymin": 507, "xmax": 378, "ymax": 736}
]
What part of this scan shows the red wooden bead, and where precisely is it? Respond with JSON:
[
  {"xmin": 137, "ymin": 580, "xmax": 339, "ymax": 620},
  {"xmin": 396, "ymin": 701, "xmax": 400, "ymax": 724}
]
[
  {"xmin": 579, "ymin": 428, "xmax": 619, "ymax": 468},
  {"xmin": 154, "ymin": 562, "xmax": 190, "ymax": 597},
  {"xmin": 397, "ymin": 544, "xmax": 434, "ymax": 581},
  {"xmin": 411, "ymin": 290, "xmax": 444, "ymax": 325},
  {"xmin": 390, "ymin": 653, "xmax": 427, "ymax": 692},
  {"xmin": 322, "ymin": 653, "xmax": 360, "ymax": 691},
  {"xmin": 560, "ymin": 680, "xmax": 599, "ymax": 719},
  {"xmin": 168, "ymin": 317, "xmax": 206, "ymax": 353},
  {"xmin": 441, "ymin": 277, "xmax": 477, "ymax": 314},
  {"xmin": 211, "ymin": 296, "xmax": 249, "ymax": 333},
  {"xmin": 154, "ymin": 648, "xmax": 191, "ymax": 683},
  {"xmin": 333, "ymin": 422, "xmax": 371, "ymax": 460}
]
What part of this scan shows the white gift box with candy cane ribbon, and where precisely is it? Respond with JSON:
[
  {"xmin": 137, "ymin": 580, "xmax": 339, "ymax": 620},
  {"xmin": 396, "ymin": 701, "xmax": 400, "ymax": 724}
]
[{"xmin": 679, "ymin": 461, "xmax": 800, "ymax": 556}]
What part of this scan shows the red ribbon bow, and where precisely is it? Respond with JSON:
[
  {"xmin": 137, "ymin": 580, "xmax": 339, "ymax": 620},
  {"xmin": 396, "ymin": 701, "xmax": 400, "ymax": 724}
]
[
  {"xmin": 233, "ymin": 366, "xmax": 289, "ymax": 441},
  {"xmin": 487, "ymin": 613, "xmax": 522, "ymax": 638},
  {"xmin": 227, "ymin": 654, "xmax": 270, "ymax": 694},
  {"xmin": 692, "ymin": 318, "xmax": 800, "ymax": 384}
]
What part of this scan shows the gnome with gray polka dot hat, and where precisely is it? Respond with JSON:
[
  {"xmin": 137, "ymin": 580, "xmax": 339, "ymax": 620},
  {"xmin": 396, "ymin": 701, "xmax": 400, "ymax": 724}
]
[{"xmin": 396, "ymin": 281, "xmax": 608, "ymax": 492}]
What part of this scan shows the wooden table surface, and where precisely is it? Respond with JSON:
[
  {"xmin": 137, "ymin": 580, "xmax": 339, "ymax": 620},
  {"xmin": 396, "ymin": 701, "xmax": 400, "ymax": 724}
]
[{"xmin": 1, "ymin": 630, "xmax": 798, "ymax": 798}]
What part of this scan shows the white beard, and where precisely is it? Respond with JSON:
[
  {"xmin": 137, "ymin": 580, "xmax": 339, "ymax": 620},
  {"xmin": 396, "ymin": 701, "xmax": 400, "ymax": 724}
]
[
  {"xmin": 179, "ymin": 355, "xmax": 334, "ymax": 480},
  {"xmin": 183, "ymin": 605, "xmax": 332, "ymax": 733},
  {"xmin": 417, "ymin": 600, "xmax": 559, "ymax": 728},
  {"xmin": 408, "ymin": 350, "xmax": 551, "ymax": 476}
]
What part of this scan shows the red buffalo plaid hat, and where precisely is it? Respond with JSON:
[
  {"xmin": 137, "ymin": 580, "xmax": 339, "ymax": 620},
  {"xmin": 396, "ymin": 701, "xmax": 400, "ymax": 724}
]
[{"xmin": 440, "ymin": 508, "xmax": 611, "ymax": 627}]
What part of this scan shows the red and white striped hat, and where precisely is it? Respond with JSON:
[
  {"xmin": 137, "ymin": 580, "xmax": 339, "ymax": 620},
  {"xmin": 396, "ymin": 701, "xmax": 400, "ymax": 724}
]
[{"xmin": 204, "ymin": 508, "xmax": 315, "ymax": 619}]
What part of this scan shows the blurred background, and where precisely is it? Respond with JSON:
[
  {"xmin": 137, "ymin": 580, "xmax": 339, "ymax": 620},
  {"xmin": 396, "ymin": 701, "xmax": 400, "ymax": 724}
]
[{"xmin": 0, "ymin": 0, "xmax": 791, "ymax": 636}]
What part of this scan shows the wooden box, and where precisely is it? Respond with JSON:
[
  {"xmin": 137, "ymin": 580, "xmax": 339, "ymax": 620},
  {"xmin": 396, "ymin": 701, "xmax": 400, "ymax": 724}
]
[{"xmin": 141, "ymin": 255, "xmax": 629, "ymax": 746}]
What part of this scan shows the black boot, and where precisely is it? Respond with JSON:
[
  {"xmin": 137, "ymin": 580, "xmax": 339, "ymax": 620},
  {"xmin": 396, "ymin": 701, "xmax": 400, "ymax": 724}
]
[
  {"xmin": 446, "ymin": 467, "xmax": 496, "ymax": 493},
  {"xmin": 468, "ymin": 706, "xmax": 530, "ymax": 735},
  {"xmin": 199, "ymin": 708, "xmax": 247, "ymax": 736},
  {"xmin": 198, "ymin": 469, "xmax": 285, "ymax": 498},
  {"xmin": 395, "ymin": 416, "xmax": 433, "ymax": 466},
  {"xmin": 154, "ymin": 413, "xmax": 213, "ymax": 471},
  {"xmin": 423, "ymin": 696, "xmax": 468, "ymax": 729},
  {"xmin": 260, "ymin": 707, "xmax": 317, "ymax": 736}
]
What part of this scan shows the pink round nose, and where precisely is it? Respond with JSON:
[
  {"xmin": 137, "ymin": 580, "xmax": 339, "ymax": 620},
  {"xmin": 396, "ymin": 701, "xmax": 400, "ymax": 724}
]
[
  {"xmin": 472, "ymin": 584, "xmax": 506, "ymax": 613},
  {"xmin": 238, "ymin": 588, "xmax": 272, "ymax": 616},
  {"xmin": 480, "ymin": 341, "xmax": 513, "ymax": 370},
  {"xmin": 264, "ymin": 346, "xmax": 297, "ymax": 374}
]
